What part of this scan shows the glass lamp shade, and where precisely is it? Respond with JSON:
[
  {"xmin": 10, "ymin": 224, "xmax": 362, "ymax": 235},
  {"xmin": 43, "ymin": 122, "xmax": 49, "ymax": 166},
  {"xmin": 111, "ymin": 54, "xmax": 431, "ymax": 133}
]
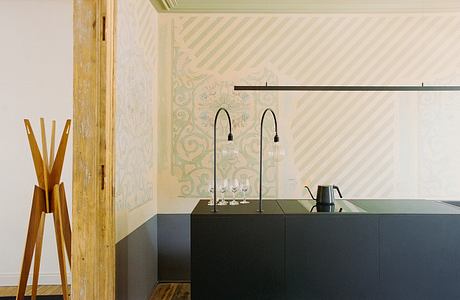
[
  {"xmin": 268, "ymin": 142, "xmax": 285, "ymax": 163},
  {"xmin": 221, "ymin": 140, "xmax": 239, "ymax": 161}
]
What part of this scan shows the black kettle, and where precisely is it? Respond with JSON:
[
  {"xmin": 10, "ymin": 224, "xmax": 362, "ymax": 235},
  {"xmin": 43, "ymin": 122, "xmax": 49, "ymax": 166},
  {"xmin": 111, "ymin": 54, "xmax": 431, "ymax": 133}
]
[{"xmin": 305, "ymin": 185, "xmax": 343, "ymax": 205}]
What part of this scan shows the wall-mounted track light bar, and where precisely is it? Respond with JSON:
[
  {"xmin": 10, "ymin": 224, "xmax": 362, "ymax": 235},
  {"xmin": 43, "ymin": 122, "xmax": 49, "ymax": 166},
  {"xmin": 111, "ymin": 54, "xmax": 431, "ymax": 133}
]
[{"xmin": 234, "ymin": 84, "xmax": 460, "ymax": 92}]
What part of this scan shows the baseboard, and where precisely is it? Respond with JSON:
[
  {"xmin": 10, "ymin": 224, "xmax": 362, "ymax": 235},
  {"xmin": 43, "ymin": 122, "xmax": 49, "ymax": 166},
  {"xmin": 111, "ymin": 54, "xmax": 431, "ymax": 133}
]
[
  {"xmin": 0, "ymin": 273, "xmax": 71, "ymax": 287},
  {"xmin": 158, "ymin": 280, "xmax": 191, "ymax": 284}
]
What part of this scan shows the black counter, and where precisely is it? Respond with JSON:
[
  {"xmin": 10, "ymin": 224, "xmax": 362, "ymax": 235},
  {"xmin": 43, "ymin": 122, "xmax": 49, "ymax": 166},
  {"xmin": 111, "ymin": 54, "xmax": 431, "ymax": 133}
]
[
  {"xmin": 192, "ymin": 198, "xmax": 283, "ymax": 215},
  {"xmin": 191, "ymin": 199, "xmax": 460, "ymax": 300},
  {"xmin": 191, "ymin": 200, "xmax": 284, "ymax": 300}
]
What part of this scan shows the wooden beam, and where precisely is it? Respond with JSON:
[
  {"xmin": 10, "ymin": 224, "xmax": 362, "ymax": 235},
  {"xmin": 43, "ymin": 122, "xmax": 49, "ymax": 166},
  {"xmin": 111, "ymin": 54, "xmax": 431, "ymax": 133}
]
[{"xmin": 72, "ymin": 0, "xmax": 115, "ymax": 299}]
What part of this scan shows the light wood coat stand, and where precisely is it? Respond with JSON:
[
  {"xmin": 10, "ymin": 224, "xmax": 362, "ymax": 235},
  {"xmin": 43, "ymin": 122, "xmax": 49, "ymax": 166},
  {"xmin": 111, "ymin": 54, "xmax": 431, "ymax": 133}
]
[{"xmin": 16, "ymin": 119, "xmax": 71, "ymax": 300}]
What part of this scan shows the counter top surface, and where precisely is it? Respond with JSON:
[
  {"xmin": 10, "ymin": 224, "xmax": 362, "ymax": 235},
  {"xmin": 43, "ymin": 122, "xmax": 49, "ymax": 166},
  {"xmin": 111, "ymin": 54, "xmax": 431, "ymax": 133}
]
[
  {"xmin": 192, "ymin": 199, "xmax": 460, "ymax": 215},
  {"xmin": 192, "ymin": 199, "xmax": 283, "ymax": 215},
  {"xmin": 279, "ymin": 199, "xmax": 460, "ymax": 214},
  {"xmin": 349, "ymin": 199, "xmax": 460, "ymax": 214},
  {"xmin": 277, "ymin": 199, "xmax": 365, "ymax": 214}
]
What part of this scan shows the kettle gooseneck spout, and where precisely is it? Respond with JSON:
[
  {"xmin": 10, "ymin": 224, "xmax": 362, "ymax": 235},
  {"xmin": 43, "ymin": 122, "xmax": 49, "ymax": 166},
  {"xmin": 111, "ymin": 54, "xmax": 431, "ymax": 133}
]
[{"xmin": 305, "ymin": 186, "xmax": 316, "ymax": 200}]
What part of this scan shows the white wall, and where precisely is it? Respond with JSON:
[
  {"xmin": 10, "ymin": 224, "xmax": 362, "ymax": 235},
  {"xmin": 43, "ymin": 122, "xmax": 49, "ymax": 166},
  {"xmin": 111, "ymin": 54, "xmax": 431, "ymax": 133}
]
[{"xmin": 0, "ymin": 0, "xmax": 72, "ymax": 286}]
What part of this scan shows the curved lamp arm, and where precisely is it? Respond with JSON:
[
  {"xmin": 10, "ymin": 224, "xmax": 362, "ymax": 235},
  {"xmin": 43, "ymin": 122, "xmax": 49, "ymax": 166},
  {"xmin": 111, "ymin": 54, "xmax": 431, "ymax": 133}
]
[
  {"xmin": 259, "ymin": 108, "xmax": 279, "ymax": 212},
  {"xmin": 213, "ymin": 108, "xmax": 233, "ymax": 213}
]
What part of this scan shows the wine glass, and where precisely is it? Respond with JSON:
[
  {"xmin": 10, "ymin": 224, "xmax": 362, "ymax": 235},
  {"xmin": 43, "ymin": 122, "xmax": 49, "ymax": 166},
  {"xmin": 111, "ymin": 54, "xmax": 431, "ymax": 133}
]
[
  {"xmin": 218, "ymin": 179, "xmax": 228, "ymax": 206},
  {"xmin": 230, "ymin": 179, "xmax": 239, "ymax": 206},
  {"xmin": 240, "ymin": 178, "xmax": 250, "ymax": 204},
  {"xmin": 207, "ymin": 182, "xmax": 214, "ymax": 206}
]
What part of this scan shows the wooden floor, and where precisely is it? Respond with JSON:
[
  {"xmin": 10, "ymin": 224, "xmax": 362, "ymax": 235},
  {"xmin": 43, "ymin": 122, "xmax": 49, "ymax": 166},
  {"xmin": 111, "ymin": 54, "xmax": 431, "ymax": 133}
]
[
  {"xmin": 0, "ymin": 283, "xmax": 187, "ymax": 299},
  {"xmin": 0, "ymin": 285, "xmax": 69, "ymax": 297},
  {"xmin": 150, "ymin": 283, "xmax": 191, "ymax": 300}
]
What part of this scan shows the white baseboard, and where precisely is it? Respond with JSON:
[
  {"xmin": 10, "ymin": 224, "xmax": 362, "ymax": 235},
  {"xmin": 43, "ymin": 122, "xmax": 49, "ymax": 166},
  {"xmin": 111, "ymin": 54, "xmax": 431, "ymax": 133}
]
[{"xmin": 0, "ymin": 273, "xmax": 71, "ymax": 286}]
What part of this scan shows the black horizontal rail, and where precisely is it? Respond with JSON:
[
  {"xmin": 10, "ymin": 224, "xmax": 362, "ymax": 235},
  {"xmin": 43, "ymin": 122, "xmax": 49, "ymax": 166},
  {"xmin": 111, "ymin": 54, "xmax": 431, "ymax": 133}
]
[{"xmin": 234, "ymin": 85, "xmax": 460, "ymax": 92}]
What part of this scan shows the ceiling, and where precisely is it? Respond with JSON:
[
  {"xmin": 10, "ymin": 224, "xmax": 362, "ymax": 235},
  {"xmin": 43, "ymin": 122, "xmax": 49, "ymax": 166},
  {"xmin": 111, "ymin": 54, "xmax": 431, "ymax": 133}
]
[{"xmin": 151, "ymin": 0, "xmax": 460, "ymax": 13}]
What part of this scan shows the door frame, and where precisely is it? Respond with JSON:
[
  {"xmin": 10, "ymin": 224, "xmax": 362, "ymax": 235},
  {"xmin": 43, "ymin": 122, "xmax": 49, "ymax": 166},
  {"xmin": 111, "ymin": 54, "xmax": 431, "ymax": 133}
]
[{"xmin": 72, "ymin": 0, "xmax": 116, "ymax": 298}]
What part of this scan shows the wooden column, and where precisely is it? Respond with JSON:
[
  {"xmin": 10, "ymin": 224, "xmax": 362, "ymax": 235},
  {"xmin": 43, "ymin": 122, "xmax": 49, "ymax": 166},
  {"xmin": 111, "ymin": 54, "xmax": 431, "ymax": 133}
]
[{"xmin": 72, "ymin": 0, "xmax": 115, "ymax": 299}]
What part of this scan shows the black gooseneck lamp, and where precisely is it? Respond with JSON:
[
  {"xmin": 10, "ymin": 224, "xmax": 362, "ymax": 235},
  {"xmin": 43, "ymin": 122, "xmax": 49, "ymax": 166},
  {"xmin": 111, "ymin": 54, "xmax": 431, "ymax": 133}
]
[
  {"xmin": 258, "ymin": 108, "xmax": 279, "ymax": 213},
  {"xmin": 213, "ymin": 108, "xmax": 233, "ymax": 213}
]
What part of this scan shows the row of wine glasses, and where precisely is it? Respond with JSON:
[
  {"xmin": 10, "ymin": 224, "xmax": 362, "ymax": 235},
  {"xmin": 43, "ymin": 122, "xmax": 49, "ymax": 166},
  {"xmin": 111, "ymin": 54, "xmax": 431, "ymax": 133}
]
[{"xmin": 208, "ymin": 178, "xmax": 250, "ymax": 206}]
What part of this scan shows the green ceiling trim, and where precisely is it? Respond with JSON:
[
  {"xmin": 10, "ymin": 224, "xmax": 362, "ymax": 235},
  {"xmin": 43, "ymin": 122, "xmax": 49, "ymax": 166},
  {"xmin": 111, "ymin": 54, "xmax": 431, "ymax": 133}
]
[
  {"xmin": 149, "ymin": 0, "xmax": 168, "ymax": 12},
  {"xmin": 148, "ymin": 0, "xmax": 460, "ymax": 14}
]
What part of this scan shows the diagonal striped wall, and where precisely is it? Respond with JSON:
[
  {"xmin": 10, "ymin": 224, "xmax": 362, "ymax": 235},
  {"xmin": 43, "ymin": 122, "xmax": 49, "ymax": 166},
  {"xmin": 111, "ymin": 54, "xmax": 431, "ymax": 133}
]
[
  {"xmin": 159, "ymin": 13, "xmax": 460, "ymax": 211},
  {"xmin": 173, "ymin": 14, "xmax": 460, "ymax": 81}
]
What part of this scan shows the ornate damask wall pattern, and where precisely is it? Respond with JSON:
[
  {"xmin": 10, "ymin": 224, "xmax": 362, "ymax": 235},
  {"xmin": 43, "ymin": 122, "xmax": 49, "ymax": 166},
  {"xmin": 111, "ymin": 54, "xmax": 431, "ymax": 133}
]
[
  {"xmin": 172, "ymin": 45, "xmax": 279, "ymax": 198},
  {"xmin": 116, "ymin": 0, "xmax": 157, "ymax": 240}
]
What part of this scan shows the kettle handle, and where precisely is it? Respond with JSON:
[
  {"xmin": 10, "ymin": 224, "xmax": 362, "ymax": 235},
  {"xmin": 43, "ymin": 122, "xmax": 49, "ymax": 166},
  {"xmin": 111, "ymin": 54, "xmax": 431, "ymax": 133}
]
[
  {"xmin": 304, "ymin": 186, "xmax": 315, "ymax": 200},
  {"xmin": 333, "ymin": 185, "xmax": 343, "ymax": 198}
]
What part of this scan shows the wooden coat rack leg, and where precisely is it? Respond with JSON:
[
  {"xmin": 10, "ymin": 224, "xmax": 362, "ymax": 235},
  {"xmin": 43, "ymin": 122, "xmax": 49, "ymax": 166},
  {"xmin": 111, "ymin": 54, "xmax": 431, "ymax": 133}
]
[
  {"xmin": 31, "ymin": 211, "xmax": 45, "ymax": 299},
  {"xmin": 16, "ymin": 186, "xmax": 46, "ymax": 299},
  {"xmin": 16, "ymin": 119, "xmax": 71, "ymax": 300}
]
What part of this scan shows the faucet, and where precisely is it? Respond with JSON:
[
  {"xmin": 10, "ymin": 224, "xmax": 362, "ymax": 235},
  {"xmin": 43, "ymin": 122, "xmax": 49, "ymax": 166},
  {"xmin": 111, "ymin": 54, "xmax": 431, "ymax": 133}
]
[
  {"xmin": 213, "ymin": 108, "xmax": 233, "ymax": 213},
  {"xmin": 258, "ymin": 108, "xmax": 279, "ymax": 212}
]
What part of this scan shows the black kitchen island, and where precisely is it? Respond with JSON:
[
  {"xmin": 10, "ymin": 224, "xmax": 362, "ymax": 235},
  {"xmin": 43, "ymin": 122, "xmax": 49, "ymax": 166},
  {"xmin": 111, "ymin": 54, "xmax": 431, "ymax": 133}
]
[{"xmin": 191, "ymin": 199, "xmax": 460, "ymax": 300}]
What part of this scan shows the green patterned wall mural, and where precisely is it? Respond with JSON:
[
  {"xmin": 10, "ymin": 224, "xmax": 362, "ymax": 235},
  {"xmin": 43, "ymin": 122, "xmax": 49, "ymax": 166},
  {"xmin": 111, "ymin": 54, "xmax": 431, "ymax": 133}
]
[{"xmin": 171, "ymin": 45, "xmax": 279, "ymax": 198}]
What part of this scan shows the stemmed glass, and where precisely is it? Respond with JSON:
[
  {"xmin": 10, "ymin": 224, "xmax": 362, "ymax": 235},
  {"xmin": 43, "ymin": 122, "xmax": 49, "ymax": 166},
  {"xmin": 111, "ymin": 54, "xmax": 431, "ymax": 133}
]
[
  {"xmin": 207, "ymin": 182, "xmax": 214, "ymax": 206},
  {"xmin": 240, "ymin": 178, "xmax": 250, "ymax": 204},
  {"xmin": 230, "ymin": 179, "xmax": 239, "ymax": 206},
  {"xmin": 218, "ymin": 179, "xmax": 228, "ymax": 205}
]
